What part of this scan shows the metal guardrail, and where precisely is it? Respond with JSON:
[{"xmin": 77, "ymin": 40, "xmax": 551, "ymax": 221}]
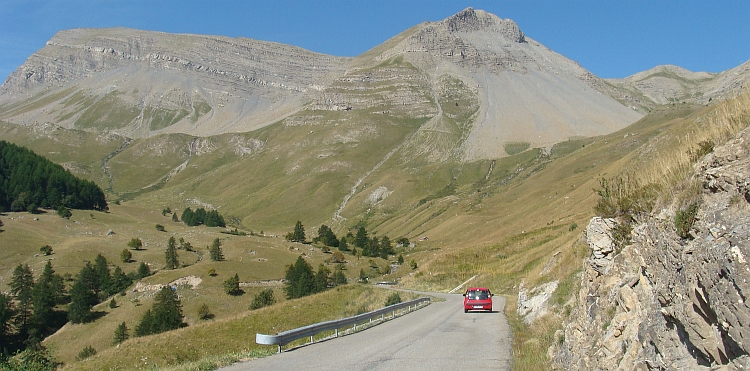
[{"xmin": 256, "ymin": 297, "xmax": 431, "ymax": 352}]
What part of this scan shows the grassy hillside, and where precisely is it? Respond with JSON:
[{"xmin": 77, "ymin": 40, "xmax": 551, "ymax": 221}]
[{"xmin": 1, "ymin": 91, "xmax": 747, "ymax": 370}]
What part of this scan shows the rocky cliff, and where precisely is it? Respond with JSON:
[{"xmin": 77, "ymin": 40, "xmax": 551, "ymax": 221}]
[{"xmin": 554, "ymin": 126, "xmax": 750, "ymax": 370}]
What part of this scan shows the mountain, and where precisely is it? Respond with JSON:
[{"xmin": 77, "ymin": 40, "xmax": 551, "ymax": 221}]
[
  {"xmin": 605, "ymin": 60, "xmax": 750, "ymax": 107},
  {"xmin": 1, "ymin": 8, "xmax": 645, "ymax": 160}
]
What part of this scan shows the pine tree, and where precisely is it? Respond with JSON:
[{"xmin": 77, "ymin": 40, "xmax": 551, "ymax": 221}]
[
  {"xmin": 0, "ymin": 293, "xmax": 15, "ymax": 348},
  {"xmin": 339, "ymin": 237, "xmax": 350, "ymax": 252},
  {"xmin": 165, "ymin": 238, "xmax": 179, "ymax": 270},
  {"xmin": 93, "ymin": 254, "xmax": 111, "ymax": 297},
  {"xmin": 354, "ymin": 226, "xmax": 368, "ymax": 251},
  {"xmin": 171, "ymin": 212, "xmax": 179, "ymax": 222},
  {"xmin": 10, "ymin": 263, "xmax": 34, "ymax": 335},
  {"xmin": 68, "ymin": 263, "xmax": 98, "ymax": 324},
  {"xmin": 314, "ymin": 264, "xmax": 330, "ymax": 293},
  {"xmin": 134, "ymin": 310, "xmax": 154, "ymax": 337},
  {"xmin": 223, "ymin": 273, "xmax": 241, "ymax": 296},
  {"xmin": 30, "ymin": 261, "xmax": 57, "ymax": 335},
  {"xmin": 113, "ymin": 322, "xmax": 128, "ymax": 345},
  {"xmin": 110, "ymin": 266, "xmax": 132, "ymax": 294},
  {"xmin": 379, "ymin": 236, "xmax": 392, "ymax": 259},
  {"xmin": 331, "ymin": 268, "xmax": 347, "ymax": 286},
  {"xmin": 292, "ymin": 221, "xmax": 305, "ymax": 243},
  {"xmin": 135, "ymin": 286, "xmax": 183, "ymax": 336},
  {"xmin": 209, "ymin": 238, "xmax": 224, "ymax": 261},
  {"xmin": 137, "ymin": 262, "xmax": 151, "ymax": 278},
  {"xmin": 284, "ymin": 256, "xmax": 315, "ymax": 299},
  {"xmin": 181, "ymin": 208, "xmax": 195, "ymax": 226}
]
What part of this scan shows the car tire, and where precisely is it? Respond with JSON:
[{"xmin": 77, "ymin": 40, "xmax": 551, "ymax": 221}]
[{"xmin": 464, "ymin": 308, "xmax": 468, "ymax": 313}]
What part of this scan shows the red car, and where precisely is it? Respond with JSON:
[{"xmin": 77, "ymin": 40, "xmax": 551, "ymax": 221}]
[{"xmin": 463, "ymin": 287, "xmax": 493, "ymax": 313}]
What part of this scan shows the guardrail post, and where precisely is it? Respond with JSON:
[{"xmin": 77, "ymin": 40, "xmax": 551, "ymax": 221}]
[{"xmin": 335, "ymin": 328, "xmax": 338, "ymax": 337}]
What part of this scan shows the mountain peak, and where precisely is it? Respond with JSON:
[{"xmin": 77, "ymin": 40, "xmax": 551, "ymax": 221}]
[{"xmin": 440, "ymin": 7, "xmax": 525, "ymax": 43}]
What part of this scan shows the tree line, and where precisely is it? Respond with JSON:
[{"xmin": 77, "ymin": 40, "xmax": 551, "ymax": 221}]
[
  {"xmin": 0, "ymin": 140, "xmax": 108, "ymax": 212},
  {"xmin": 0, "ymin": 254, "xmax": 147, "ymax": 357},
  {"xmin": 180, "ymin": 207, "xmax": 225, "ymax": 227},
  {"xmin": 287, "ymin": 221, "xmax": 401, "ymax": 259}
]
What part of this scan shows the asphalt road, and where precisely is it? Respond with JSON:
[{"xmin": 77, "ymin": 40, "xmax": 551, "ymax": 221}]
[{"xmin": 220, "ymin": 292, "xmax": 511, "ymax": 371}]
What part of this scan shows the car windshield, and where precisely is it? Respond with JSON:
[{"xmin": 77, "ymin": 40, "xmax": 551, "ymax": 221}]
[{"xmin": 467, "ymin": 290, "xmax": 489, "ymax": 300}]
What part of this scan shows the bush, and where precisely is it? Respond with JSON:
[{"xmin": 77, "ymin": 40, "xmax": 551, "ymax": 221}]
[
  {"xmin": 155, "ymin": 224, "xmax": 165, "ymax": 232},
  {"xmin": 120, "ymin": 249, "xmax": 132, "ymax": 263},
  {"xmin": 223, "ymin": 274, "xmax": 242, "ymax": 296},
  {"xmin": 75, "ymin": 345, "xmax": 97, "ymax": 361},
  {"xmin": 385, "ymin": 292, "xmax": 402, "ymax": 307},
  {"xmin": 208, "ymin": 268, "xmax": 217, "ymax": 277},
  {"xmin": 675, "ymin": 203, "xmax": 699, "ymax": 239},
  {"xmin": 1, "ymin": 348, "xmax": 56, "ymax": 370},
  {"xmin": 249, "ymin": 289, "xmax": 275, "ymax": 310},
  {"xmin": 57, "ymin": 206, "xmax": 72, "ymax": 219},
  {"xmin": 39, "ymin": 245, "xmax": 52, "ymax": 256},
  {"xmin": 127, "ymin": 238, "xmax": 143, "ymax": 250},
  {"xmin": 198, "ymin": 303, "xmax": 213, "ymax": 320}
]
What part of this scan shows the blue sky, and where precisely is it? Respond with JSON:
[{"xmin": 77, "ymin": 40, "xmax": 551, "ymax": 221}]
[{"xmin": 1, "ymin": 0, "xmax": 748, "ymax": 81}]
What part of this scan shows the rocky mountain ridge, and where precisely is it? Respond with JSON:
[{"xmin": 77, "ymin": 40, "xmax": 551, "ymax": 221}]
[
  {"xmin": 0, "ymin": 8, "xmax": 644, "ymax": 160},
  {"xmin": 605, "ymin": 61, "xmax": 750, "ymax": 108},
  {"xmin": 0, "ymin": 8, "xmax": 746, "ymax": 161}
]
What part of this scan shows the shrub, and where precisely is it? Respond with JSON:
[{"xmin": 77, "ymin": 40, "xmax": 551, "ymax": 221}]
[
  {"xmin": 689, "ymin": 140, "xmax": 715, "ymax": 162},
  {"xmin": 57, "ymin": 206, "xmax": 72, "ymax": 219},
  {"xmin": 569, "ymin": 223, "xmax": 578, "ymax": 232},
  {"xmin": 2, "ymin": 348, "xmax": 56, "ymax": 370},
  {"xmin": 109, "ymin": 298, "xmax": 117, "ymax": 308},
  {"xmin": 675, "ymin": 203, "xmax": 699, "ymax": 239},
  {"xmin": 120, "ymin": 249, "xmax": 132, "ymax": 263},
  {"xmin": 410, "ymin": 260, "xmax": 418, "ymax": 270},
  {"xmin": 39, "ymin": 245, "xmax": 53, "ymax": 256},
  {"xmin": 75, "ymin": 345, "xmax": 97, "ymax": 361},
  {"xmin": 155, "ymin": 224, "xmax": 165, "ymax": 232},
  {"xmin": 223, "ymin": 274, "xmax": 242, "ymax": 296},
  {"xmin": 208, "ymin": 268, "xmax": 217, "ymax": 277},
  {"xmin": 127, "ymin": 238, "xmax": 143, "ymax": 250},
  {"xmin": 249, "ymin": 289, "xmax": 275, "ymax": 310},
  {"xmin": 198, "ymin": 303, "xmax": 213, "ymax": 320},
  {"xmin": 385, "ymin": 292, "xmax": 402, "ymax": 307}
]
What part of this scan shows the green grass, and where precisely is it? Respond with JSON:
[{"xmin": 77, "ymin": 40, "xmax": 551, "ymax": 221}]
[{"xmin": 504, "ymin": 142, "xmax": 531, "ymax": 155}]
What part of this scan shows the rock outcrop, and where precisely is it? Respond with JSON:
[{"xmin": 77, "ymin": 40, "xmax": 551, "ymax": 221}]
[{"xmin": 554, "ymin": 127, "xmax": 750, "ymax": 370}]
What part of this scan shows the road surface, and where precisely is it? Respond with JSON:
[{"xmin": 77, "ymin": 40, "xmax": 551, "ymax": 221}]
[{"xmin": 220, "ymin": 292, "xmax": 511, "ymax": 371}]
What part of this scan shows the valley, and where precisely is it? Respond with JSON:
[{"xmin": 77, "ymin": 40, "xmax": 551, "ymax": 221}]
[{"xmin": 0, "ymin": 6, "xmax": 748, "ymax": 371}]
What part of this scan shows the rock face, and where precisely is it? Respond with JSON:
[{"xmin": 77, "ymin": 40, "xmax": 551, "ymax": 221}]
[{"xmin": 554, "ymin": 127, "xmax": 750, "ymax": 370}]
